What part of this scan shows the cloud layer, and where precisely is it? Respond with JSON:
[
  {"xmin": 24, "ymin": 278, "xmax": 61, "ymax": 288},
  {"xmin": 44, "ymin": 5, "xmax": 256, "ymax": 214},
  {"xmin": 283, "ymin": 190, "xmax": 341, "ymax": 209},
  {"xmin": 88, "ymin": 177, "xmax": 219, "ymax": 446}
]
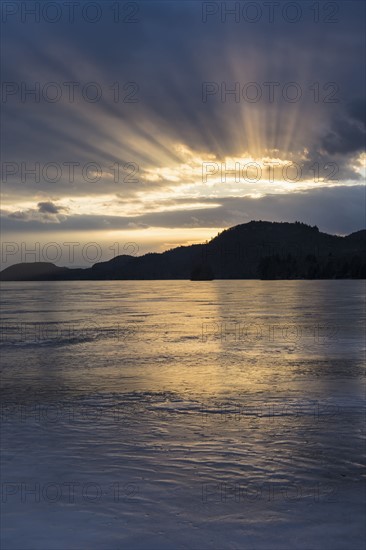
[{"xmin": 1, "ymin": 0, "xmax": 365, "ymax": 255}]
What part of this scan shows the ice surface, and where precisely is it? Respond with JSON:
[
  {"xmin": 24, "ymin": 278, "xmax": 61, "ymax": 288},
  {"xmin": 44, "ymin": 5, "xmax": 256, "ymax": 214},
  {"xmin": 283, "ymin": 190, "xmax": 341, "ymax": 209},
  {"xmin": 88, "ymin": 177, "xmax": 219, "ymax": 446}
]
[{"xmin": 1, "ymin": 281, "xmax": 365, "ymax": 549}]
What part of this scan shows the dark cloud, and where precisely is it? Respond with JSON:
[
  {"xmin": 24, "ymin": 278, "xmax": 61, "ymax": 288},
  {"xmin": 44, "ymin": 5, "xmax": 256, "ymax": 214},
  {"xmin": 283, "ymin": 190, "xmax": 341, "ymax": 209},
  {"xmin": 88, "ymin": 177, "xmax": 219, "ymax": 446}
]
[
  {"xmin": 5, "ymin": 201, "xmax": 69, "ymax": 223},
  {"xmin": 348, "ymin": 98, "xmax": 366, "ymax": 126},
  {"xmin": 37, "ymin": 201, "xmax": 66, "ymax": 214},
  {"xmin": 321, "ymin": 99, "xmax": 366, "ymax": 155}
]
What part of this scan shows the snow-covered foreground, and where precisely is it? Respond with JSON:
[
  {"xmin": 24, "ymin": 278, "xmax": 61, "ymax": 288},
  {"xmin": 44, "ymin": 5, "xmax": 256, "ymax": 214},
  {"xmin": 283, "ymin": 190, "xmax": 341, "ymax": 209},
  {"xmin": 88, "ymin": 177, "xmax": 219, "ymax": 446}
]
[{"xmin": 1, "ymin": 281, "xmax": 365, "ymax": 549}]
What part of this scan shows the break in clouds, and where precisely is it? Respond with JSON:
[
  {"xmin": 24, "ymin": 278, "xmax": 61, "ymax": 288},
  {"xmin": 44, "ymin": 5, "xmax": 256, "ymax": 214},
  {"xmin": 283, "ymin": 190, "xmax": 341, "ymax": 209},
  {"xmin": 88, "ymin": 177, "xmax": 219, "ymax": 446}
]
[{"xmin": 1, "ymin": 0, "xmax": 365, "ymax": 240}]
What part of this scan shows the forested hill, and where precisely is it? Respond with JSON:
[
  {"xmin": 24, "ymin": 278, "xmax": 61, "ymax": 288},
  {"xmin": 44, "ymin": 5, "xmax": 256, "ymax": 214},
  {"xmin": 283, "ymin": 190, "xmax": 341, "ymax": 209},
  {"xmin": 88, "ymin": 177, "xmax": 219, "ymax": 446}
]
[{"xmin": 1, "ymin": 221, "xmax": 365, "ymax": 280}]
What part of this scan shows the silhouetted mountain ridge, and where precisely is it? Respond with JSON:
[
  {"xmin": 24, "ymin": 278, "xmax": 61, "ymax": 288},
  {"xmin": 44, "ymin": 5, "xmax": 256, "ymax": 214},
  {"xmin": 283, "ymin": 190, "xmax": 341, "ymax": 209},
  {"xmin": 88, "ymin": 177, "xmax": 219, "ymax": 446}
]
[{"xmin": 1, "ymin": 221, "xmax": 365, "ymax": 280}]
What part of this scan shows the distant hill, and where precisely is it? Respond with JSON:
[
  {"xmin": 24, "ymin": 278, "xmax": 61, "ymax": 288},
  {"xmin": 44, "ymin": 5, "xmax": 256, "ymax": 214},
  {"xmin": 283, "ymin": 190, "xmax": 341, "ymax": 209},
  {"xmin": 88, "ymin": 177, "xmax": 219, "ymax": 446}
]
[
  {"xmin": 1, "ymin": 221, "xmax": 365, "ymax": 280},
  {"xmin": 0, "ymin": 262, "xmax": 71, "ymax": 281}
]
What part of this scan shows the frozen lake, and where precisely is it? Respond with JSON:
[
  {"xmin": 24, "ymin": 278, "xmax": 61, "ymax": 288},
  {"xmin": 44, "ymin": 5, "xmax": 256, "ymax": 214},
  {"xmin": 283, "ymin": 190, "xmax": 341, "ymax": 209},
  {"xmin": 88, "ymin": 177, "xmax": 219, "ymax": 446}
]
[{"xmin": 1, "ymin": 280, "xmax": 365, "ymax": 549}]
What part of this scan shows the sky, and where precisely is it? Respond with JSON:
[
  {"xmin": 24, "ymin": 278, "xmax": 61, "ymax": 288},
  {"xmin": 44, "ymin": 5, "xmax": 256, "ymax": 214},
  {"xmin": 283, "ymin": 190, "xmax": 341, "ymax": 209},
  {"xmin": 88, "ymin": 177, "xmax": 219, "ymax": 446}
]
[{"xmin": 1, "ymin": 0, "xmax": 365, "ymax": 266}]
